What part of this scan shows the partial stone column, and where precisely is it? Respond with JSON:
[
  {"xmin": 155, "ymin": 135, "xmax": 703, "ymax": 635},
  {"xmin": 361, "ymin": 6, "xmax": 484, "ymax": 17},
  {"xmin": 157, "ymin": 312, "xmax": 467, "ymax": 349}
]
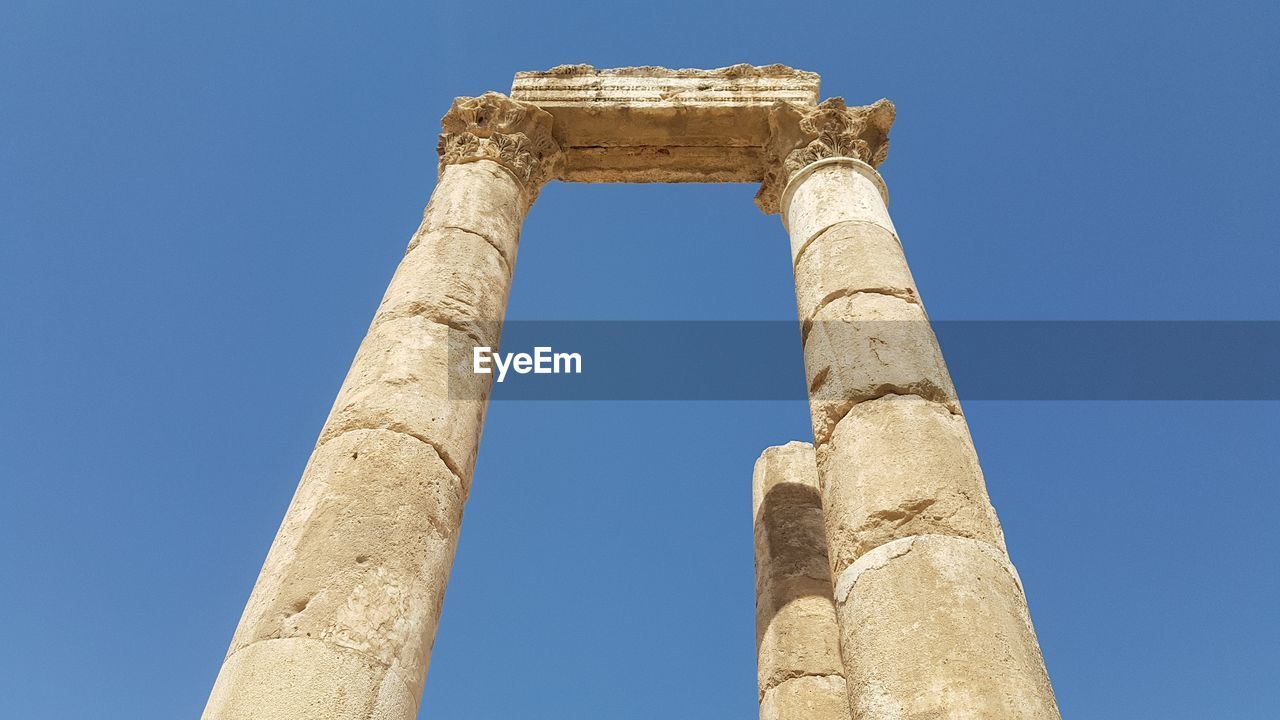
[
  {"xmin": 753, "ymin": 443, "xmax": 850, "ymax": 720},
  {"xmin": 203, "ymin": 92, "xmax": 560, "ymax": 720},
  {"xmin": 758, "ymin": 99, "xmax": 1060, "ymax": 719}
]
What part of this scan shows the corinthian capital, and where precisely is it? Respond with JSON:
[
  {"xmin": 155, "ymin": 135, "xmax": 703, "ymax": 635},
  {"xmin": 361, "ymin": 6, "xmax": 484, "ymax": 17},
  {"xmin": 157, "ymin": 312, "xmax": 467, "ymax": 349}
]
[
  {"xmin": 755, "ymin": 97, "xmax": 895, "ymax": 214},
  {"xmin": 437, "ymin": 92, "xmax": 562, "ymax": 200}
]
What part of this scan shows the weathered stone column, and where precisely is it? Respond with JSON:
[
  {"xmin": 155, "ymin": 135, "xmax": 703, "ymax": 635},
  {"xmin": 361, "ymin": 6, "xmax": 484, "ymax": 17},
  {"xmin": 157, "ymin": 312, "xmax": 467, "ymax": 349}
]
[
  {"xmin": 758, "ymin": 100, "xmax": 1060, "ymax": 719},
  {"xmin": 753, "ymin": 442, "xmax": 850, "ymax": 720},
  {"xmin": 203, "ymin": 92, "xmax": 560, "ymax": 720}
]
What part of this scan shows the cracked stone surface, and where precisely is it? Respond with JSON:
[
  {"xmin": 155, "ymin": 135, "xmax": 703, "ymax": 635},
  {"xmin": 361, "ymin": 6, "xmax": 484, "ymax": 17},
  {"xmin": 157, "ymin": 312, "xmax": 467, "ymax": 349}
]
[
  {"xmin": 510, "ymin": 64, "xmax": 820, "ymax": 182},
  {"xmin": 226, "ymin": 430, "xmax": 463, "ymax": 697},
  {"xmin": 803, "ymin": 293, "xmax": 959, "ymax": 445},
  {"xmin": 835, "ymin": 535, "xmax": 1060, "ymax": 720},
  {"xmin": 205, "ymin": 638, "xmax": 417, "ymax": 720},
  {"xmin": 753, "ymin": 443, "xmax": 850, "ymax": 720},
  {"xmin": 776, "ymin": 123, "xmax": 1060, "ymax": 718},
  {"xmin": 816, "ymin": 393, "xmax": 1005, "ymax": 578},
  {"xmin": 793, "ymin": 220, "xmax": 918, "ymax": 335},
  {"xmin": 204, "ymin": 141, "xmax": 533, "ymax": 720}
]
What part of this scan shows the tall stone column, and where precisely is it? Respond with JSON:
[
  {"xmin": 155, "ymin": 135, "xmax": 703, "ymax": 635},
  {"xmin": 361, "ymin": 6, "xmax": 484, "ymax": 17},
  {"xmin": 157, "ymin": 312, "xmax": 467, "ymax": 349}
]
[
  {"xmin": 753, "ymin": 442, "xmax": 850, "ymax": 720},
  {"xmin": 757, "ymin": 100, "xmax": 1060, "ymax": 719},
  {"xmin": 203, "ymin": 92, "xmax": 560, "ymax": 720}
]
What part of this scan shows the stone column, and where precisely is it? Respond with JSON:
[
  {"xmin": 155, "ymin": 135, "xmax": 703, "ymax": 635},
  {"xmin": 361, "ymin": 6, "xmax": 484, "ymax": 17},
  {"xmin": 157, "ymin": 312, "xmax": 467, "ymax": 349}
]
[
  {"xmin": 757, "ymin": 99, "xmax": 1060, "ymax": 719},
  {"xmin": 202, "ymin": 92, "xmax": 560, "ymax": 720},
  {"xmin": 753, "ymin": 442, "xmax": 850, "ymax": 720}
]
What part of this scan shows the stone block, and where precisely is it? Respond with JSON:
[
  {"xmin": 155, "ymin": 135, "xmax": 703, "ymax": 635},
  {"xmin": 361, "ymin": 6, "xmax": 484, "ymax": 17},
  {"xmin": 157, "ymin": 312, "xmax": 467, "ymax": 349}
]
[
  {"xmin": 320, "ymin": 316, "xmax": 489, "ymax": 485},
  {"xmin": 760, "ymin": 675, "xmax": 851, "ymax": 720},
  {"xmin": 804, "ymin": 293, "xmax": 958, "ymax": 444},
  {"xmin": 784, "ymin": 160, "xmax": 894, "ymax": 254},
  {"xmin": 376, "ymin": 227, "xmax": 510, "ymax": 348},
  {"xmin": 835, "ymin": 535, "xmax": 1060, "ymax": 720},
  {"xmin": 817, "ymin": 394, "xmax": 1005, "ymax": 577},
  {"xmin": 203, "ymin": 637, "xmax": 417, "ymax": 720},
  {"xmin": 227, "ymin": 429, "xmax": 464, "ymax": 688},
  {"xmin": 419, "ymin": 161, "xmax": 524, "ymax": 265},
  {"xmin": 793, "ymin": 220, "xmax": 917, "ymax": 330},
  {"xmin": 511, "ymin": 65, "xmax": 820, "ymax": 182}
]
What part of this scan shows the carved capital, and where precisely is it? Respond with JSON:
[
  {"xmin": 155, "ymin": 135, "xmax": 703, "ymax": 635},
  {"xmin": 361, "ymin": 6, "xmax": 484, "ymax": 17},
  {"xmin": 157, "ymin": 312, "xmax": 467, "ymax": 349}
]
[
  {"xmin": 755, "ymin": 97, "xmax": 895, "ymax": 214},
  {"xmin": 437, "ymin": 92, "xmax": 562, "ymax": 201}
]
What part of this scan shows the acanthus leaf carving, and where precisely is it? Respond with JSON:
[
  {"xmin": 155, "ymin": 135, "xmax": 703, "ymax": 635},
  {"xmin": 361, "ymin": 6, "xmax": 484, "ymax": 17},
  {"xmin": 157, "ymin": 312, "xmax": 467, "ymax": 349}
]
[
  {"xmin": 756, "ymin": 97, "xmax": 895, "ymax": 215},
  {"xmin": 437, "ymin": 92, "xmax": 562, "ymax": 202}
]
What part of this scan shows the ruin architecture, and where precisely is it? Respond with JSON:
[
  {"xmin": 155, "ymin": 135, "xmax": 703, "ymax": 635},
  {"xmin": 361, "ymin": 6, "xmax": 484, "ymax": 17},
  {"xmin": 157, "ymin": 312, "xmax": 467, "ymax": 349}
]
[{"xmin": 202, "ymin": 65, "xmax": 1060, "ymax": 720}]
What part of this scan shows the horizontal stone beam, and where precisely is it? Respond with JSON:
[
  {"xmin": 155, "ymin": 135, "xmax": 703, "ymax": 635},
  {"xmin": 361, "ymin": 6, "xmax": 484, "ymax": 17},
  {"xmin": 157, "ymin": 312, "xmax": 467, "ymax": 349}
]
[{"xmin": 510, "ymin": 64, "xmax": 820, "ymax": 183}]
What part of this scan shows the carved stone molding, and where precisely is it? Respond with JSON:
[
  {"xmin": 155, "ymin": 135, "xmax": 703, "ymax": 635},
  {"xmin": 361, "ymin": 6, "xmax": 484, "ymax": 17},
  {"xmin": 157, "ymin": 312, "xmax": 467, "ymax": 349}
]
[
  {"xmin": 437, "ymin": 92, "xmax": 562, "ymax": 201},
  {"xmin": 755, "ymin": 97, "xmax": 895, "ymax": 214}
]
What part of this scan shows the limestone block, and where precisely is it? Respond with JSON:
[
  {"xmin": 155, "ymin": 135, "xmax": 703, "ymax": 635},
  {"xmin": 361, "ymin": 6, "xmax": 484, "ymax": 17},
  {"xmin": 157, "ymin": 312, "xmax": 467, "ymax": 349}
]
[
  {"xmin": 753, "ymin": 443, "xmax": 846, "ymax": 708},
  {"xmin": 320, "ymin": 315, "xmax": 489, "ymax": 485},
  {"xmin": 227, "ymin": 429, "xmax": 464, "ymax": 693},
  {"xmin": 760, "ymin": 676, "xmax": 851, "ymax": 720},
  {"xmin": 803, "ymin": 293, "xmax": 958, "ymax": 445},
  {"xmin": 816, "ymin": 394, "xmax": 1005, "ymax": 578},
  {"xmin": 511, "ymin": 65, "xmax": 820, "ymax": 183},
  {"xmin": 793, "ymin": 220, "xmax": 917, "ymax": 331},
  {"xmin": 784, "ymin": 160, "xmax": 895, "ymax": 256},
  {"xmin": 418, "ymin": 160, "xmax": 525, "ymax": 267},
  {"xmin": 756, "ymin": 590, "xmax": 845, "ymax": 697},
  {"xmin": 835, "ymin": 536, "xmax": 1060, "ymax": 720},
  {"xmin": 203, "ymin": 637, "xmax": 416, "ymax": 720},
  {"xmin": 376, "ymin": 227, "xmax": 510, "ymax": 348},
  {"xmin": 753, "ymin": 443, "xmax": 829, "ymax": 595}
]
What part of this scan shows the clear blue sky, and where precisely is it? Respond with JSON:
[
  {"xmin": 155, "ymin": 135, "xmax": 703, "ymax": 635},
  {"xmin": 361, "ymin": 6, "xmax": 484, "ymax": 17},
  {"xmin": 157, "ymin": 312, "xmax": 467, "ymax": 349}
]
[{"xmin": 2, "ymin": 2, "xmax": 1278, "ymax": 718}]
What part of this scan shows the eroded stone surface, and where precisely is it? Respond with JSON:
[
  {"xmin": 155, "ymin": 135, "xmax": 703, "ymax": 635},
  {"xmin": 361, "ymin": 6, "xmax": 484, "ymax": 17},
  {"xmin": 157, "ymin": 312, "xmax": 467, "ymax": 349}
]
[
  {"xmin": 320, "ymin": 315, "xmax": 490, "ymax": 485},
  {"xmin": 783, "ymin": 158, "xmax": 895, "ymax": 250},
  {"xmin": 760, "ymin": 675, "xmax": 851, "ymax": 720},
  {"xmin": 803, "ymin": 293, "xmax": 958, "ymax": 445},
  {"xmin": 206, "ymin": 94, "xmax": 535, "ymax": 720},
  {"xmin": 418, "ymin": 161, "xmax": 526, "ymax": 266},
  {"xmin": 203, "ymin": 638, "xmax": 417, "ymax": 720},
  {"xmin": 226, "ymin": 430, "xmax": 464, "ymax": 691},
  {"xmin": 437, "ymin": 93, "xmax": 561, "ymax": 202},
  {"xmin": 753, "ymin": 443, "xmax": 848, "ymax": 718},
  {"xmin": 793, "ymin": 220, "xmax": 918, "ymax": 332},
  {"xmin": 378, "ymin": 227, "xmax": 510, "ymax": 349},
  {"xmin": 835, "ymin": 535, "xmax": 1060, "ymax": 720},
  {"xmin": 816, "ymin": 394, "xmax": 1005, "ymax": 578},
  {"xmin": 758, "ymin": 99, "xmax": 894, "ymax": 215},
  {"xmin": 512, "ymin": 65, "xmax": 819, "ymax": 182}
]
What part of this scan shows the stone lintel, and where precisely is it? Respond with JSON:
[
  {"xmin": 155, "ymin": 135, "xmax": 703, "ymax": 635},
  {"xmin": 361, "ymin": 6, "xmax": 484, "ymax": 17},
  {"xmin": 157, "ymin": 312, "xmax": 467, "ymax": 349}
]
[{"xmin": 511, "ymin": 65, "xmax": 820, "ymax": 183}]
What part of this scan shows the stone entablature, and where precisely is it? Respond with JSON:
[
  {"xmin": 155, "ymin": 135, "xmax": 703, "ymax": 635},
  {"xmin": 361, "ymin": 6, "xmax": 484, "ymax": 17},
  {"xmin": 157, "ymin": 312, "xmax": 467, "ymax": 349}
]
[{"xmin": 509, "ymin": 64, "xmax": 820, "ymax": 183}]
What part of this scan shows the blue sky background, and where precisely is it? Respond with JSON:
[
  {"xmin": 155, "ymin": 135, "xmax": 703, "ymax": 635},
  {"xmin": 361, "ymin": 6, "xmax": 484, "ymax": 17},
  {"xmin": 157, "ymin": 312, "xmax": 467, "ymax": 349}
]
[{"xmin": 3, "ymin": 2, "xmax": 1279, "ymax": 718}]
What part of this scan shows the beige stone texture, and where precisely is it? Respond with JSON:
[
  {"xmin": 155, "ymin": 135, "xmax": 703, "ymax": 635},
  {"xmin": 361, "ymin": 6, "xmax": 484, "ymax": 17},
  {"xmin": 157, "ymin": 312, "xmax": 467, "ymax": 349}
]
[
  {"xmin": 224, "ymin": 429, "xmax": 463, "ymax": 690},
  {"xmin": 803, "ymin": 293, "xmax": 958, "ymax": 445},
  {"xmin": 205, "ymin": 91, "xmax": 548, "ymax": 720},
  {"xmin": 203, "ymin": 638, "xmax": 416, "ymax": 720},
  {"xmin": 753, "ymin": 443, "xmax": 848, "ymax": 719},
  {"xmin": 757, "ymin": 100, "xmax": 894, "ymax": 215},
  {"xmin": 760, "ymin": 675, "xmax": 851, "ymax": 720},
  {"xmin": 435, "ymin": 93, "xmax": 561, "ymax": 203},
  {"xmin": 834, "ymin": 535, "xmax": 1060, "ymax": 720},
  {"xmin": 793, "ymin": 220, "xmax": 918, "ymax": 333},
  {"xmin": 783, "ymin": 159, "xmax": 895, "ymax": 254},
  {"xmin": 816, "ymin": 394, "xmax": 1005, "ymax": 578},
  {"xmin": 320, "ymin": 315, "xmax": 489, "ymax": 485},
  {"xmin": 416, "ymin": 160, "xmax": 526, "ymax": 267},
  {"xmin": 511, "ymin": 65, "xmax": 820, "ymax": 182},
  {"xmin": 377, "ymin": 227, "xmax": 511, "ymax": 349}
]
